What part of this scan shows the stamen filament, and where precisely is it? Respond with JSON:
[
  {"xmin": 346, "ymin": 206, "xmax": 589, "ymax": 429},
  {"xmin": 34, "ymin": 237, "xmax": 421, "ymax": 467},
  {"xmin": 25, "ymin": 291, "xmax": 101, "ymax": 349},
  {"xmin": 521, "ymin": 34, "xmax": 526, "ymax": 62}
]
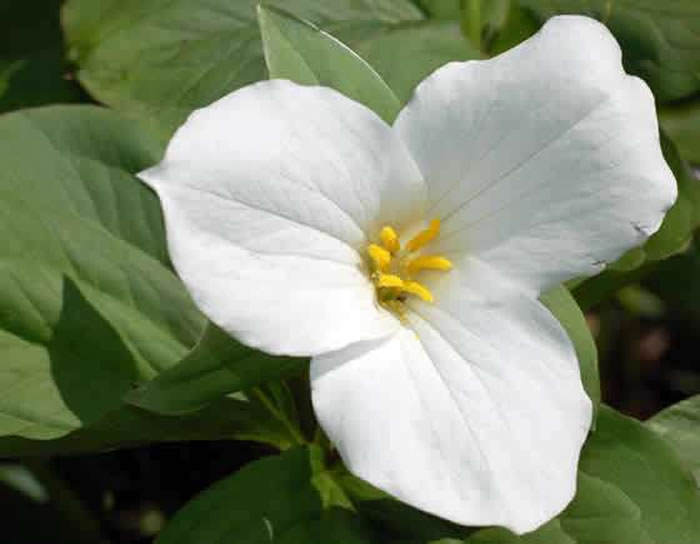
[{"xmin": 406, "ymin": 219, "xmax": 441, "ymax": 252}]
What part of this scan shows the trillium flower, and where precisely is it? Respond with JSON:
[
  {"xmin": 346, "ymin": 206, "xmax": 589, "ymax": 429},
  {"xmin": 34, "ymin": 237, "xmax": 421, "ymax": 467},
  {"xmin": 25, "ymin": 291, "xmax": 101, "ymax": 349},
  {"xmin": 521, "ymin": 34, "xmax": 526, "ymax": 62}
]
[{"xmin": 139, "ymin": 16, "xmax": 675, "ymax": 534}]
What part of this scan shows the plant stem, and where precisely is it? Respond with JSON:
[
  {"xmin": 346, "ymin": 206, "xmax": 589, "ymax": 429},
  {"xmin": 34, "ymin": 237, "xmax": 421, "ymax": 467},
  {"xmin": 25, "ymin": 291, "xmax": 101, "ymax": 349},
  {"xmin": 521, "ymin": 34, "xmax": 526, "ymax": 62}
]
[
  {"xmin": 461, "ymin": 0, "xmax": 482, "ymax": 52},
  {"xmin": 251, "ymin": 387, "xmax": 306, "ymax": 447}
]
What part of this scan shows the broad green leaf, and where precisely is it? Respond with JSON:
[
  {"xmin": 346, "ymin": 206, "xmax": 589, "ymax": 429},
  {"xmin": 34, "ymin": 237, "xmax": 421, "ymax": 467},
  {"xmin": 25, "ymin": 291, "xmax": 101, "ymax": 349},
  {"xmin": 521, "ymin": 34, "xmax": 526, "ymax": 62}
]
[
  {"xmin": 485, "ymin": 1, "xmax": 539, "ymax": 55},
  {"xmin": 0, "ymin": 396, "xmax": 296, "ymax": 458},
  {"xmin": 540, "ymin": 285, "xmax": 601, "ymax": 410},
  {"xmin": 44, "ymin": 278, "xmax": 141, "ymax": 428},
  {"xmin": 156, "ymin": 447, "xmax": 376, "ymax": 543},
  {"xmin": 275, "ymin": 509, "xmax": 376, "ymax": 543},
  {"xmin": 648, "ymin": 395, "xmax": 700, "ymax": 486},
  {"xmin": 414, "ymin": 0, "xmax": 461, "ymax": 19},
  {"xmin": 126, "ymin": 321, "xmax": 304, "ymax": 415},
  {"xmin": 660, "ymin": 99, "xmax": 700, "ymax": 165},
  {"xmin": 557, "ymin": 474, "xmax": 651, "ymax": 544},
  {"xmin": 0, "ymin": 105, "xmax": 204, "ymax": 440},
  {"xmin": 520, "ymin": 0, "xmax": 700, "ymax": 103},
  {"xmin": 578, "ymin": 405, "xmax": 700, "ymax": 544},
  {"xmin": 62, "ymin": 0, "xmax": 423, "ymax": 137},
  {"xmin": 258, "ymin": 5, "xmax": 401, "ymax": 123},
  {"xmin": 0, "ymin": 326, "xmax": 80, "ymax": 439},
  {"xmin": 353, "ymin": 21, "xmax": 481, "ymax": 103},
  {"xmin": 0, "ymin": 106, "xmax": 296, "ymax": 450},
  {"xmin": 353, "ymin": 498, "xmax": 468, "ymax": 542},
  {"xmin": 451, "ymin": 470, "xmax": 651, "ymax": 543},
  {"xmin": 464, "ymin": 522, "xmax": 573, "ymax": 543},
  {"xmin": 336, "ymin": 470, "xmax": 466, "ymax": 542},
  {"xmin": 445, "ymin": 490, "xmax": 642, "ymax": 543},
  {"xmin": 0, "ymin": 0, "xmax": 83, "ymax": 112}
]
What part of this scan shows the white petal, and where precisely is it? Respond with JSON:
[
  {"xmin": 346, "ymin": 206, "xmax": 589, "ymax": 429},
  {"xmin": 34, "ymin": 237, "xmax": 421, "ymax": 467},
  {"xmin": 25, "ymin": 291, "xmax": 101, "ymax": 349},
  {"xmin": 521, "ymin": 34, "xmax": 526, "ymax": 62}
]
[
  {"xmin": 311, "ymin": 257, "xmax": 591, "ymax": 533},
  {"xmin": 394, "ymin": 15, "xmax": 676, "ymax": 291},
  {"xmin": 140, "ymin": 80, "xmax": 424, "ymax": 355}
]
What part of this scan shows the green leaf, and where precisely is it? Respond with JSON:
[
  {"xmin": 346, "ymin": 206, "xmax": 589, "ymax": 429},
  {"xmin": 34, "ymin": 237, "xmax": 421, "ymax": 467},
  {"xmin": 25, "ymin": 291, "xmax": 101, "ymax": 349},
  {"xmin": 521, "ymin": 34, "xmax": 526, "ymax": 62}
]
[
  {"xmin": 540, "ymin": 285, "xmax": 601, "ymax": 410},
  {"xmin": 155, "ymin": 446, "xmax": 376, "ymax": 543},
  {"xmin": 0, "ymin": 104, "xmax": 300, "ymax": 450},
  {"xmin": 352, "ymin": 498, "xmax": 468, "ymax": 542},
  {"xmin": 275, "ymin": 509, "xmax": 377, "ymax": 543},
  {"xmin": 0, "ymin": 0, "xmax": 84, "ymax": 112},
  {"xmin": 45, "ymin": 278, "xmax": 142, "ymax": 427},
  {"xmin": 0, "ymin": 396, "xmax": 296, "ymax": 457},
  {"xmin": 0, "ymin": 105, "xmax": 208, "ymax": 440},
  {"xmin": 485, "ymin": 1, "xmax": 539, "ymax": 55},
  {"xmin": 258, "ymin": 4, "xmax": 401, "ymax": 123},
  {"xmin": 578, "ymin": 405, "xmax": 700, "ymax": 544},
  {"xmin": 414, "ymin": 0, "xmax": 461, "ymax": 19},
  {"xmin": 126, "ymin": 321, "xmax": 304, "ymax": 415},
  {"xmin": 353, "ymin": 21, "xmax": 481, "ymax": 103},
  {"xmin": 557, "ymin": 474, "xmax": 650, "ymax": 544},
  {"xmin": 660, "ymin": 98, "xmax": 700, "ymax": 164},
  {"xmin": 648, "ymin": 395, "xmax": 700, "ymax": 486},
  {"xmin": 519, "ymin": 0, "xmax": 700, "ymax": 103},
  {"xmin": 62, "ymin": 0, "xmax": 424, "ymax": 137},
  {"xmin": 464, "ymin": 522, "xmax": 573, "ymax": 543},
  {"xmin": 334, "ymin": 470, "xmax": 467, "ymax": 542}
]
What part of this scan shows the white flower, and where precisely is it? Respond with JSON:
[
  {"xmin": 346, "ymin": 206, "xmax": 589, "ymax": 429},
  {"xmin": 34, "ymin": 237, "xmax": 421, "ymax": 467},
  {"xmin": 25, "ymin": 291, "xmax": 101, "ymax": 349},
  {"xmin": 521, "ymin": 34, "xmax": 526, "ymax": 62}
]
[{"xmin": 139, "ymin": 16, "xmax": 675, "ymax": 534}]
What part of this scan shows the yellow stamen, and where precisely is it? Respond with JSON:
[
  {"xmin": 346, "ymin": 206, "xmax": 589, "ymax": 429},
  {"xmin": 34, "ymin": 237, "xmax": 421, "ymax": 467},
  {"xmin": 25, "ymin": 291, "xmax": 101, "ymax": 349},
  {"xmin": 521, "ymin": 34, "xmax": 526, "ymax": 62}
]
[
  {"xmin": 379, "ymin": 226, "xmax": 400, "ymax": 253},
  {"xmin": 367, "ymin": 244, "xmax": 391, "ymax": 271},
  {"xmin": 376, "ymin": 273, "xmax": 404, "ymax": 289},
  {"xmin": 405, "ymin": 255, "xmax": 453, "ymax": 275},
  {"xmin": 401, "ymin": 280, "xmax": 434, "ymax": 303},
  {"xmin": 367, "ymin": 220, "xmax": 448, "ymax": 308},
  {"xmin": 406, "ymin": 219, "xmax": 441, "ymax": 252}
]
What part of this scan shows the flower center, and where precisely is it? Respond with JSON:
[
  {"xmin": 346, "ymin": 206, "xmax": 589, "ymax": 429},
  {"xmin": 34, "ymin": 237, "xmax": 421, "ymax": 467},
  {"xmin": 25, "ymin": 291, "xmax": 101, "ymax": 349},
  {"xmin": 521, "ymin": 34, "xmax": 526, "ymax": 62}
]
[{"xmin": 366, "ymin": 219, "xmax": 452, "ymax": 311}]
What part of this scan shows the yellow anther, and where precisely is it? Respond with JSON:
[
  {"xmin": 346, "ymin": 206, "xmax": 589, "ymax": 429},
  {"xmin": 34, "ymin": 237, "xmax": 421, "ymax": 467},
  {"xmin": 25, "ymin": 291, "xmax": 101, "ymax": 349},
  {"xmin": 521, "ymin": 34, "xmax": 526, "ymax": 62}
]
[
  {"xmin": 379, "ymin": 226, "xmax": 400, "ymax": 253},
  {"xmin": 367, "ymin": 220, "xmax": 446, "ymax": 308},
  {"xmin": 406, "ymin": 255, "xmax": 453, "ymax": 275},
  {"xmin": 406, "ymin": 219, "xmax": 441, "ymax": 252},
  {"xmin": 401, "ymin": 281, "xmax": 434, "ymax": 303},
  {"xmin": 376, "ymin": 273, "xmax": 404, "ymax": 289},
  {"xmin": 367, "ymin": 244, "xmax": 391, "ymax": 271}
]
